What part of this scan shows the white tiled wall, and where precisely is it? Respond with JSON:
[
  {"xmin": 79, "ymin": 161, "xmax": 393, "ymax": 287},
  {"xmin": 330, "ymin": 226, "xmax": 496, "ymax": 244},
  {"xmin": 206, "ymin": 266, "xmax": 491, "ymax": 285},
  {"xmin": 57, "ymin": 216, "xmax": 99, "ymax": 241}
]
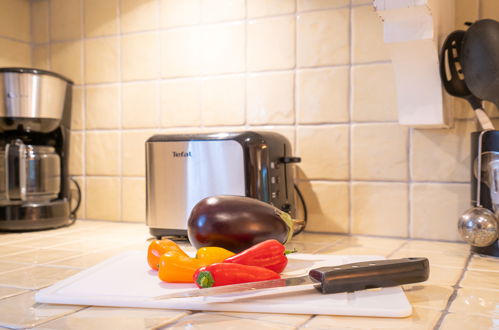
[
  {"xmin": 0, "ymin": 1, "xmax": 31, "ymax": 67},
  {"xmin": 1, "ymin": 0, "xmax": 499, "ymax": 241}
]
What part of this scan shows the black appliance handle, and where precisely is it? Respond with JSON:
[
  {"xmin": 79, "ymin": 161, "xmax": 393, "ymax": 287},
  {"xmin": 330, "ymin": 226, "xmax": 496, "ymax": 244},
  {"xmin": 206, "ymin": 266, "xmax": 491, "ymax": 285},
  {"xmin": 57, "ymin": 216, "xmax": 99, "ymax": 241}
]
[{"xmin": 69, "ymin": 177, "xmax": 81, "ymax": 220}]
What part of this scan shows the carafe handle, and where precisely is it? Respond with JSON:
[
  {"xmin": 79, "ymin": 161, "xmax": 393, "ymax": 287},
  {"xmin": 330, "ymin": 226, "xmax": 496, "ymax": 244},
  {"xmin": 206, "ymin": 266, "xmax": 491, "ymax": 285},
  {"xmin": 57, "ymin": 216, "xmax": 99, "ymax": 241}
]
[
  {"xmin": 488, "ymin": 160, "xmax": 499, "ymax": 214},
  {"xmin": 5, "ymin": 139, "xmax": 26, "ymax": 201}
]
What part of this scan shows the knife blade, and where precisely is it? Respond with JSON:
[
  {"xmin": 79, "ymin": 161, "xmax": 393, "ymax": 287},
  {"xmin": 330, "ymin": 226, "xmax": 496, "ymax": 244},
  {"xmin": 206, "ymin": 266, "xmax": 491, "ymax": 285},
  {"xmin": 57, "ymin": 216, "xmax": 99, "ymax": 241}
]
[{"xmin": 153, "ymin": 257, "xmax": 429, "ymax": 300}]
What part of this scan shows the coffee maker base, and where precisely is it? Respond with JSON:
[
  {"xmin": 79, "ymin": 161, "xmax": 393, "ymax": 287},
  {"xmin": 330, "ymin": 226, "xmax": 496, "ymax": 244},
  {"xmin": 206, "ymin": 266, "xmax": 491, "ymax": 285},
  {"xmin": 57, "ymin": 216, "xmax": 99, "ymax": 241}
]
[
  {"xmin": 471, "ymin": 241, "xmax": 499, "ymax": 258},
  {"xmin": 0, "ymin": 201, "xmax": 73, "ymax": 232}
]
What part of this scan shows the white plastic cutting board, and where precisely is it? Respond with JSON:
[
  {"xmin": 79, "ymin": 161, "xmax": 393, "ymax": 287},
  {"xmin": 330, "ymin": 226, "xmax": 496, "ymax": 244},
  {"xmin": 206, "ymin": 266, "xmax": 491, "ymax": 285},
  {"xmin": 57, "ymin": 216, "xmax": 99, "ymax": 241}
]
[{"xmin": 36, "ymin": 251, "xmax": 413, "ymax": 317}]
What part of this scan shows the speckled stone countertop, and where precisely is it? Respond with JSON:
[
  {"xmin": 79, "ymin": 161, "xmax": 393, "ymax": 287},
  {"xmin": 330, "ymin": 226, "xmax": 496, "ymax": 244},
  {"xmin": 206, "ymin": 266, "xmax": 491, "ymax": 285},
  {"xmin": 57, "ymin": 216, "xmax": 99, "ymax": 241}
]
[{"xmin": 0, "ymin": 220, "xmax": 497, "ymax": 329}]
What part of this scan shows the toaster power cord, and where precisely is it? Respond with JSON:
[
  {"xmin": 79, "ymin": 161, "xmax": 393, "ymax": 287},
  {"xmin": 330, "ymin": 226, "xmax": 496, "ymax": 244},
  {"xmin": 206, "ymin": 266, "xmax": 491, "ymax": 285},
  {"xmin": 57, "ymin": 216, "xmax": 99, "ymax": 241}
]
[
  {"xmin": 69, "ymin": 177, "xmax": 82, "ymax": 222},
  {"xmin": 293, "ymin": 184, "xmax": 307, "ymax": 235}
]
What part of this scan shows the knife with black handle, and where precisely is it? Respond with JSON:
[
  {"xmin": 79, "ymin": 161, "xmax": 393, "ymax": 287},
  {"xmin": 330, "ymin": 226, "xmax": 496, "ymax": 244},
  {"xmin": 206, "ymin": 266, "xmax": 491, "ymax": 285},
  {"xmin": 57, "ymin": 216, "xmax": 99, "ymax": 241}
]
[{"xmin": 153, "ymin": 257, "xmax": 429, "ymax": 300}]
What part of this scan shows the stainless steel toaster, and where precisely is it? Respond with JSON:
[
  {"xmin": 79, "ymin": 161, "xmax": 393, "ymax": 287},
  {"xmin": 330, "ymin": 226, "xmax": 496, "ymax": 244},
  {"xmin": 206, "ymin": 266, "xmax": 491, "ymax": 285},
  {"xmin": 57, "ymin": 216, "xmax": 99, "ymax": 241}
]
[{"xmin": 145, "ymin": 131, "xmax": 301, "ymax": 238}]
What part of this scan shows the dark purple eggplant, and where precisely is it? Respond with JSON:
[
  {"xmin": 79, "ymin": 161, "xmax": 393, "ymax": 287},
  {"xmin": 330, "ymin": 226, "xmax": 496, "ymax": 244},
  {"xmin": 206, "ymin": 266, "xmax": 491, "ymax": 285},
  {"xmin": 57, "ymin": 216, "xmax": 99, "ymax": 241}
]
[{"xmin": 187, "ymin": 195, "xmax": 303, "ymax": 253}]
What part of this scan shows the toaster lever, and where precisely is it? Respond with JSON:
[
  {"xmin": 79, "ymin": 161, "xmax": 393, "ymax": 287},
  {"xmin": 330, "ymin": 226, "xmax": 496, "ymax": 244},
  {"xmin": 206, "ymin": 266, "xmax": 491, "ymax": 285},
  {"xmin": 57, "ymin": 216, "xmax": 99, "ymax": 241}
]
[{"xmin": 279, "ymin": 157, "xmax": 301, "ymax": 164}]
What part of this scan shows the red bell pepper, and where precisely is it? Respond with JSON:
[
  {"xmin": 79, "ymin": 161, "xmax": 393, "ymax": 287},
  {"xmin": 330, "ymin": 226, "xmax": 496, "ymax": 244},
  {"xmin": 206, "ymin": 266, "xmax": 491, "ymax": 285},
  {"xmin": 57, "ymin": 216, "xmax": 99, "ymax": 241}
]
[
  {"xmin": 194, "ymin": 263, "xmax": 280, "ymax": 288},
  {"xmin": 223, "ymin": 239, "xmax": 289, "ymax": 273}
]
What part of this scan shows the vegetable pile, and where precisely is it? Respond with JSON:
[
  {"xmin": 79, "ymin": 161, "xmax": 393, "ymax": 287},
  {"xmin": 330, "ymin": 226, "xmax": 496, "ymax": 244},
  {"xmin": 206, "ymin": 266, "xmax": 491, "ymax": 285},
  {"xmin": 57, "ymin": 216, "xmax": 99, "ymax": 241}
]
[{"xmin": 147, "ymin": 239, "xmax": 291, "ymax": 288}]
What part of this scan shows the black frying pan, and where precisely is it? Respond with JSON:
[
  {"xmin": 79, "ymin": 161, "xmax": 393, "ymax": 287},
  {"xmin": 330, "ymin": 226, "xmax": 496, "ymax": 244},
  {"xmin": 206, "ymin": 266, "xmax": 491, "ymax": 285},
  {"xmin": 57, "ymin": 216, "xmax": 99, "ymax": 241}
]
[
  {"xmin": 462, "ymin": 19, "xmax": 499, "ymax": 109},
  {"xmin": 440, "ymin": 30, "xmax": 494, "ymax": 130}
]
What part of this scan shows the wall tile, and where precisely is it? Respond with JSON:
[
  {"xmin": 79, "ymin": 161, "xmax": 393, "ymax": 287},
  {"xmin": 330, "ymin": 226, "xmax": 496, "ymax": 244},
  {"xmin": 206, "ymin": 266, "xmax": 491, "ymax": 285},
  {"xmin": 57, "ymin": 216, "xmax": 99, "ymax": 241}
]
[
  {"xmin": 50, "ymin": 0, "xmax": 82, "ymax": 41},
  {"xmin": 247, "ymin": 0, "xmax": 295, "ymax": 18},
  {"xmin": 160, "ymin": 27, "xmax": 201, "ymax": 78},
  {"xmin": 298, "ymin": 181, "xmax": 349, "ymax": 233},
  {"xmin": 86, "ymin": 131, "xmax": 120, "ymax": 176},
  {"xmin": 122, "ymin": 82, "xmax": 160, "ymax": 129},
  {"xmin": 84, "ymin": 0, "xmax": 118, "ymax": 37},
  {"xmin": 31, "ymin": 0, "xmax": 49, "ymax": 44},
  {"xmin": 352, "ymin": 63, "xmax": 398, "ymax": 122},
  {"xmin": 32, "ymin": 45, "xmax": 50, "ymax": 70},
  {"xmin": 85, "ymin": 85, "xmax": 120, "ymax": 129},
  {"xmin": 70, "ymin": 132, "xmax": 84, "ymax": 176},
  {"xmin": 352, "ymin": 5, "xmax": 390, "ymax": 63},
  {"xmin": 122, "ymin": 178, "xmax": 146, "ymax": 222},
  {"xmin": 411, "ymin": 183, "xmax": 469, "ymax": 241},
  {"xmin": 121, "ymin": 32, "xmax": 160, "ymax": 81},
  {"xmin": 0, "ymin": 39, "xmax": 31, "ymax": 67},
  {"xmin": 247, "ymin": 72, "xmax": 294, "ymax": 125},
  {"xmin": 352, "ymin": 182, "xmax": 409, "ymax": 237},
  {"xmin": 121, "ymin": 0, "xmax": 159, "ymax": 33},
  {"xmin": 202, "ymin": 75, "xmax": 245, "ymax": 126},
  {"xmin": 297, "ymin": 125, "xmax": 349, "ymax": 180},
  {"xmin": 297, "ymin": 67, "xmax": 349, "ymax": 124},
  {"xmin": 352, "ymin": 123, "xmax": 409, "ymax": 181},
  {"xmin": 201, "ymin": 22, "xmax": 245, "ymax": 75},
  {"xmin": 71, "ymin": 86, "xmax": 85, "ymax": 130},
  {"xmin": 247, "ymin": 17, "xmax": 295, "ymax": 71},
  {"xmin": 297, "ymin": 0, "xmax": 349, "ymax": 11},
  {"xmin": 14, "ymin": 0, "xmax": 486, "ymax": 241},
  {"xmin": 411, "ymin": 120, "xmax": 473, "ymax": 182},
  {"xmin": 455, "ymin": 0, "xmax": 479, "ymax": 28},
  {"xmin": 453, "ymin": 98, "xmax": 475, "ymax": 120},
  {"xmin": 0, "ymin": 0, "xmax": 30, "ymax": 42},
  {"xmin": 51, "ymin": 41, "xmax": 83, "ymax": 84},
  {"xmin": 160, "ymin": 0, "xmax": 201, "ymax": 28},
  {"xmin": 84, "ymin": 37, "xmax": 120, "ymax": 84},
  {"xmin": 297, "ymin": 9, "xmax": 349, "ymax": 67},
  {"xmin": 160, "ymin": 79, "xmax": 201, "ymax": 127},
  {"xmin": 202, "ymin": 0, "xmax": 245, "ymax": 23},
  {"xmin": 86, "ymin": 177, "xmax": 120, "ymax": 220},
  {"xmin": 480, "ymin": 0, "xmax": 499, "ymax": 21},
  {"xmin": 122, "ymin": 130, "xmax": 155, "ymax": 176}
]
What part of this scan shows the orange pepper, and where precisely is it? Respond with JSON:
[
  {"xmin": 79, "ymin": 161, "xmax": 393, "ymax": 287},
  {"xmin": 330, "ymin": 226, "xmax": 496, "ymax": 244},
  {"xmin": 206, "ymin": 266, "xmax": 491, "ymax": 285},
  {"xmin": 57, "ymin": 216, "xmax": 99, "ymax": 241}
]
[
  {"xmin": 147, "ymin": 239, "xmax": 188, "ymax": 271},
  {"xmin": 158, "ymin": 250, "xmax": 206, "ymax": 283},
  {"xmin": 157, "ymin": 247, "xmax": 235, "ymax": 283}
]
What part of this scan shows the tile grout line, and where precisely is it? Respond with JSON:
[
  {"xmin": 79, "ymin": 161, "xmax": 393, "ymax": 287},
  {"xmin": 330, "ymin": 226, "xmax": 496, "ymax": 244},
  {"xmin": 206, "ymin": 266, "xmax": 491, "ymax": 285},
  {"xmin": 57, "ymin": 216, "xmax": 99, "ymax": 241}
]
[
  {"xmin": 60, "ymin": 60, "xmax": 391, "ymax": 89},
  {"xmin": 432, "ymin": 252, "xmax": 473, "ymax": 330},
  {"xmin": 347, "ymin": 0, "xmax": 354, "ymax": 235},
  {"xmin": 67, "ymin": 118, "xmax": 478, "ymax": 133},
  {"xmin": 407, "ymin": 127, "xmax": 413, "ymax": 238},
  {"xmin": 243, "ymin": 0, "xmax": 249, "ymax": 129},
  {"xmin": 80, "ymin": 0, "xmax": 88, "ymax": 221},
  {"xmin": 293, "ymin": 0, "xmax": 298, "ymax": 153}
]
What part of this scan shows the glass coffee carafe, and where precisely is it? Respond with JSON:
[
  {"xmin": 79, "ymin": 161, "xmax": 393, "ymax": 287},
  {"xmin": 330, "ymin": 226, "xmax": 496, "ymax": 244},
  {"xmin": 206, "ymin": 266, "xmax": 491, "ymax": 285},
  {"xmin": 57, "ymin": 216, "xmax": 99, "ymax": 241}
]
[{"xmin": 0, "ymin": 139, "xmax": 61, "ymax": 204}]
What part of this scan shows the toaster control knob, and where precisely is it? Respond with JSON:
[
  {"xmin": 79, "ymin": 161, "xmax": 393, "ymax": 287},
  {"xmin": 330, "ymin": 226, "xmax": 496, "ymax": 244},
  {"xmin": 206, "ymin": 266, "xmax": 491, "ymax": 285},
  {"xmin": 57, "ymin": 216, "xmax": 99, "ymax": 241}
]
[
  {"xmin": 279, "ymin": 157, "xmax": 301, "ymax": 164},
  {"xmin": 281, "ymin": 203, "xmax": 292, "ymax": 213}
]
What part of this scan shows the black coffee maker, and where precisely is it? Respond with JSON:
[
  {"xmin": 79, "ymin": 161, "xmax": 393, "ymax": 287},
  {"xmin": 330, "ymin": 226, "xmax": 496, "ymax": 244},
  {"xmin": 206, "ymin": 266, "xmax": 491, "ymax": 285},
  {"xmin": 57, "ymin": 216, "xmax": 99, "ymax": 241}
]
[
  {"xmin": 462, "ymin": 130, "xmax": 499, "ymax": 257},
  {"xmin": 0, "ymin": 68, "xmax": 79, "ymax": 231}
]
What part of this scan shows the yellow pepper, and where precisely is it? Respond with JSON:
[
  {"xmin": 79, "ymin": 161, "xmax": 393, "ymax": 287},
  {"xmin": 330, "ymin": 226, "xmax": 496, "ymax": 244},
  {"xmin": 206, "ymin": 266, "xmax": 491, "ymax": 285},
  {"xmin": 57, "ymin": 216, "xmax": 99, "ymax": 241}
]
[
  {"xmin": 158, "ymin": 247, "xmax": 235, "ymax": 283},
  {"xmin": 195, "ymin": 247, "xmax": 235, "ymax": 264}
]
